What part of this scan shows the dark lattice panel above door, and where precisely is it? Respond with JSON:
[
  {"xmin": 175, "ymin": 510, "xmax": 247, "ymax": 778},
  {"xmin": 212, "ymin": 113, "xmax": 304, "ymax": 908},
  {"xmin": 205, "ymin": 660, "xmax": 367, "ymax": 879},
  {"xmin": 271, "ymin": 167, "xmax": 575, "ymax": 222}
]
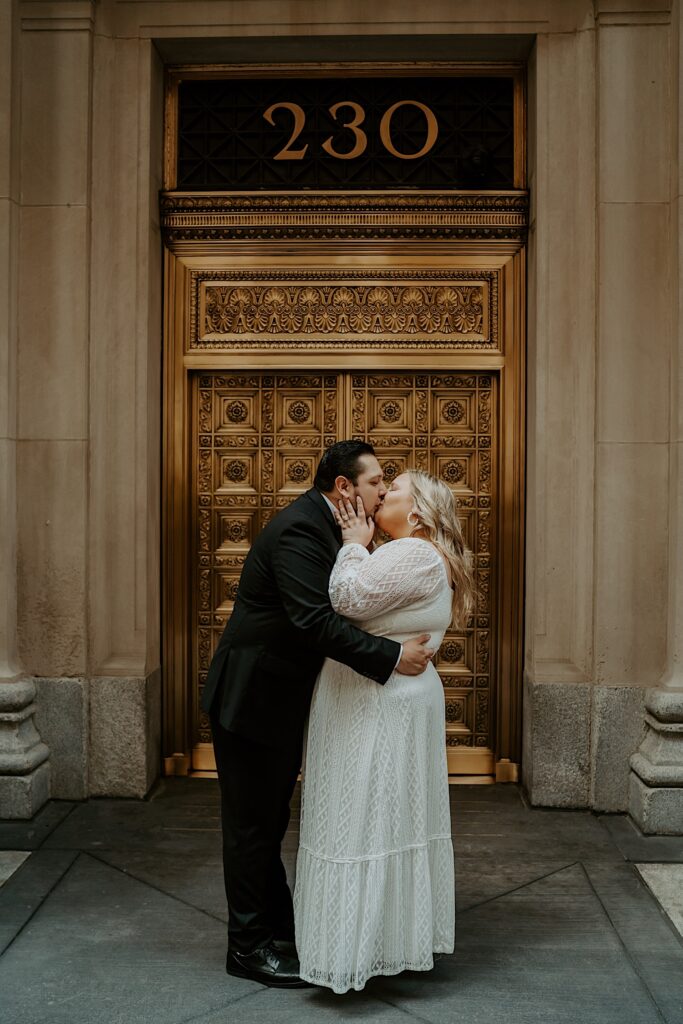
[{"xmin": 177, "ymin": 76, "xmax": 515, "ymax": 190}]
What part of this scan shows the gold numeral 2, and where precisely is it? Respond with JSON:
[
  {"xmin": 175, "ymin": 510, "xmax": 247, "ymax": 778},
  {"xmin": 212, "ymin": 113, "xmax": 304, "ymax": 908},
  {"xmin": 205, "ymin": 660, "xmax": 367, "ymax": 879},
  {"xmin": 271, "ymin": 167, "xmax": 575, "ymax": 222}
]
[{"xmin": 263, "ymin": 102, "xmax": 308, "ymax": 160}]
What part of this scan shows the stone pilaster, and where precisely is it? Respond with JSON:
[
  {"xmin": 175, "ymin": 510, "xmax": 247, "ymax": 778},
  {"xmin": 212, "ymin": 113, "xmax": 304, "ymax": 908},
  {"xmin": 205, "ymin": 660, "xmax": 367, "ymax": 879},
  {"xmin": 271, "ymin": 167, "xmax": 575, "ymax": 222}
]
[
  {"xmin": 0, "ymin": 0, "xmax": 50, "ymax": 818},
  {"xmin": 628, "ymin": 0, "xmax": 683, "ymax": 835}
]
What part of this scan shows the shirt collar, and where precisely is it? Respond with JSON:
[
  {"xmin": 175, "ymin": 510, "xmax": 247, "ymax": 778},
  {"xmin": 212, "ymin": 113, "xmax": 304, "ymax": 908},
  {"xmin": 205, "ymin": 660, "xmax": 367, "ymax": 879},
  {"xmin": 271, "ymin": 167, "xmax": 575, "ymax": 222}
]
[{"xmin": 320, "ymin": 491, "xmax": 338, "ymax": 519}]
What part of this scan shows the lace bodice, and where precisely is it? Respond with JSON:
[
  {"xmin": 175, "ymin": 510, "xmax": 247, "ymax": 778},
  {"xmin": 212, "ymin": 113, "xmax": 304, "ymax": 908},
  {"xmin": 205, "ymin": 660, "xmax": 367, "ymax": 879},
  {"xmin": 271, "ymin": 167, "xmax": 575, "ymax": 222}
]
[{"xmin": 328, "ymin": 537, "xmax": 453, "ymax": 650}]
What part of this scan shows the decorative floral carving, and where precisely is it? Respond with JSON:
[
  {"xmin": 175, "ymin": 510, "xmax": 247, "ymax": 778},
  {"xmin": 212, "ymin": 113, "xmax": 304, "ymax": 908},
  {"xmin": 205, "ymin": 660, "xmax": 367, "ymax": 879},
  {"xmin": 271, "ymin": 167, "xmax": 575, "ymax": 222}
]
[
  {"xmin": 379, "ymin": 400, "xmax": 401, "ymax": 423},
  {"xmin": 226, "ymin": 400, "xmax": 248, "ymax": 423},
  {"xmin": 441, "ymin": 640, "xmax": 464, "ymax": 663},
  {"xmin": 198, "ymin": 509, "xmax": 210, "ymax": 552},
  {"xmin": 202, "ymin": 282, "xmax": 486, "ymax": 339},
  {"xmin": 476, "ymin": 630, "xmax": 490, "ymax": 674},
  {"xmin": 479, "ymin": 451, "xmax": 491, "ymax": 492},
  {"xmin": 224, "ymin": 520, "xmax": 248, "ymax": 544},
  {"xmin": 441, "ymin": 460, "xmax": 466, "ymax": 484},
  {"xmin": 224, "ymin": 460, "xmax": 248, "ymax": 483},
  {"xmin": 447, "ymin": 735, "xmax": 474, "ymax": 747},
  {"xmin": 380, "ymin": 459, "xmax": 401, "ymax": 482},
  {"xmin": 197, "ymin": 450, "xmax": 212, "ymax": 493},
  {"xmin": 323, "ymin": 387, "xmax": 337, "ymax": 436},
  {"xmin": 442, "ymin": 400, "xmax": 465, "ymax": 424},
  {"xmin": 262, "ymin": 449, "xmax": 274, "ymax": 494},
  {"xmin": 475, "ymin": 691, "xmax": 489, "ymax": 734},
  {"xmin": 445, "ymin": 700, "xmax": 464, "ymax": 722},
  {"xmin": 287, "ymin": 460, "xmax": 310, "ymax": 484},
  {"xmin": 198, "ymin": 570, "xmax": 211, "ymax": 612},
  {"xmin": 198, "ymin": 391, "xmax": 212, "ymax": 433},
  {"xmin": 287, "ymin": 400, "xmax": 311, "ymax": 424},
  {"xmin": 478, "ymin": 391, "xmax": 491, "ymax": 433}
]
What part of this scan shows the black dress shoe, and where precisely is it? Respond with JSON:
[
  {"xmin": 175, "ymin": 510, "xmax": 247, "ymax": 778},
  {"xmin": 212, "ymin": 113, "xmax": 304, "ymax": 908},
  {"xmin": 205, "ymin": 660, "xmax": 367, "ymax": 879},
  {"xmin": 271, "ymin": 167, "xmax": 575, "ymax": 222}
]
[{"xmin": 226, "ymin": 943, "xmax": 311, "ymax": 988}]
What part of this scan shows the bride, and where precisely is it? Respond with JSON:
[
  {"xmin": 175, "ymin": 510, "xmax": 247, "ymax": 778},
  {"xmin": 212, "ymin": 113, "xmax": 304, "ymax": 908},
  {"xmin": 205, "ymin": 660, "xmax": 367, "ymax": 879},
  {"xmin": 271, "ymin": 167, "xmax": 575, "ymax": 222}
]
[{"xmin": 293, "ymin": 469, "xmax": 475, "ymax": 994}]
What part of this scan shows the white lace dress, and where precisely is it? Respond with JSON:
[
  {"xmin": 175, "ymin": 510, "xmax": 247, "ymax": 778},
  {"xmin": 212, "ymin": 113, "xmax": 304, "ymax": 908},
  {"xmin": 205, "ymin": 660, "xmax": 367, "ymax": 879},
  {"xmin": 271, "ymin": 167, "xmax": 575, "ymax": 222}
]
[{"xmin": 293, "ymin": 537, "xmax": 455, "ymax": 993}]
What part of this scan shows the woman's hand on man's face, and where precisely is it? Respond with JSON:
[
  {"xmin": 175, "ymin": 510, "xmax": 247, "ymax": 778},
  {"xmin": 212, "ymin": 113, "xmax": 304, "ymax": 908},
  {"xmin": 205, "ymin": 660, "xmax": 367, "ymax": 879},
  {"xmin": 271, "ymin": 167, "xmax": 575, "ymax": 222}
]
[{"xmin": 333, "ymin": 495, "xmax": 376, "ymax": 547}]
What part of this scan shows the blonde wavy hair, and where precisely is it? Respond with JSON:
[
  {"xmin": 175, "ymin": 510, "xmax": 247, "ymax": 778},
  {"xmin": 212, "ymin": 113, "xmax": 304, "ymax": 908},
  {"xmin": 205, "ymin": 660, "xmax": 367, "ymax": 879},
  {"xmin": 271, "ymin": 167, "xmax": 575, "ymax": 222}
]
[{"xmin": 406, "ymin": 469, "xmax": 476, "ymax": 629}]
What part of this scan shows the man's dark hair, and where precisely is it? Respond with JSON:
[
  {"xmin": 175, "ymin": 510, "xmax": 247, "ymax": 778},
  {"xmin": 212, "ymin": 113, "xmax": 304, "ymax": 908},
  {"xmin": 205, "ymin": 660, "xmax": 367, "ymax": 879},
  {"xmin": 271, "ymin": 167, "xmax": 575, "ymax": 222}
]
[{"xmin": 314, "ymin": 441, "xmax": 376, "ymax": 492}]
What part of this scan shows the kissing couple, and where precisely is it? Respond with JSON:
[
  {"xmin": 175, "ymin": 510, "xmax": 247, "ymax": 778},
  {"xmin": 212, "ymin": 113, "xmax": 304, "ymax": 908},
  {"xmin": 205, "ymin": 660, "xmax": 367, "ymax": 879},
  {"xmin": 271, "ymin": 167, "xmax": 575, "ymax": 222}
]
[{"xmin": 202, "ymin": 440, "xmax": 475, "ymax": 993}]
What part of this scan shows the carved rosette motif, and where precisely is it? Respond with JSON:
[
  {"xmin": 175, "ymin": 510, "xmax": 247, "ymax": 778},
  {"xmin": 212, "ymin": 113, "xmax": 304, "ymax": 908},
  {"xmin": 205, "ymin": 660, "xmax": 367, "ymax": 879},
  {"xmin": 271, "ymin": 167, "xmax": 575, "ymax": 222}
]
[
  {"xmin": 440, "ymin": 640, "xmax": 464, "ymax": 664},
  {"xmin": 287, "ymin": 460, "xmax": 310, "ymax": 484},
  {"xmin": 224, "ymin": 460, "xmax": 248, "ymax": 484},
  {"xmin": 226, "ymin": 400, "xmax": 248, "ymax": 423}
]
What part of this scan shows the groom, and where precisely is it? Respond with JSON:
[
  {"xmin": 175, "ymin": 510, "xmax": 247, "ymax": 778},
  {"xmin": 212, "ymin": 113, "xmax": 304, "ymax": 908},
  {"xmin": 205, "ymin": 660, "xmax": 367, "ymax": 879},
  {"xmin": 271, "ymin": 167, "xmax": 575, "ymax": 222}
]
[{"xmin": 202, "ymin": 440, "xmax": 433, "ymax": 988}]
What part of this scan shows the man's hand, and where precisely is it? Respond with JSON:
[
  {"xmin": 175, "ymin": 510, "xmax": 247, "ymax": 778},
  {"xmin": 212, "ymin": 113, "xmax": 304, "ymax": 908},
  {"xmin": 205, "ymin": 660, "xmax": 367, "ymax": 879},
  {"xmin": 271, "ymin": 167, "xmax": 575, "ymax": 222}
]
[{"xmin": 396, "ymin": 634, "xmax": 434, "ymax": 676}]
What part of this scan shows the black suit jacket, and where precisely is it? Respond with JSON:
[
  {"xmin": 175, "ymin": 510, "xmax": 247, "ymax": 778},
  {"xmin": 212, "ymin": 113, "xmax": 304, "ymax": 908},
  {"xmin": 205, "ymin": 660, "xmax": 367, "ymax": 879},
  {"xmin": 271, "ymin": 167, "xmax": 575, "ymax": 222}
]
[{"xmin": 201, "ymin": 487, "xmax": 400, "ymax": 751}]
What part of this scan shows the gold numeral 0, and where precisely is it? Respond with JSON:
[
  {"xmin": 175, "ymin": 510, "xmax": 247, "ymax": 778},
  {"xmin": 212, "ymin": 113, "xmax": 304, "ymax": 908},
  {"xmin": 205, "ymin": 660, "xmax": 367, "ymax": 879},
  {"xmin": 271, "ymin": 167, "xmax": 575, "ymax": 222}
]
[{"xmin": 379, "ymin": 100, "xmax": 439, "ymax": 160}]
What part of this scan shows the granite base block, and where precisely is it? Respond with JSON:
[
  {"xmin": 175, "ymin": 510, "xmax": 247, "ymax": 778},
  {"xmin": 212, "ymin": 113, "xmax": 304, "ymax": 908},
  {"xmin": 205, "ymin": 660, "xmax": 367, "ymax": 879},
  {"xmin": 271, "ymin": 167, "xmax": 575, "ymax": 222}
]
[
  {"xmin": 0, "ymin": 761, "xmax": 50, "ymax": 819},
  {"xmin": 522, "ymin": 676, "xmax": 591, "ymax": 808},
  {"xmin": 34, "ymin": 677, "xmax": 88, "ymax": 800},
  {"xmin": 89, "ymin": 670, "xmax": 161, "ymax": 798},
  {"xmin": 629, "ymin": 772, "xmax": 683, "ymax": 836},
  {"xmin": 591, "ymin": 685, "xmax": 647, "ymax": 812}
]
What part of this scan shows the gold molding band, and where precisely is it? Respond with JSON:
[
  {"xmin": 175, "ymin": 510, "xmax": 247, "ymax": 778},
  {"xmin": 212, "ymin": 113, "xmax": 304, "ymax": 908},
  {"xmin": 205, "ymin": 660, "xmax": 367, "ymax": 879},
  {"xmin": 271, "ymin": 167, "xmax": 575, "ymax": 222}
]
[{"xmin": 161, "ymin": 191, "xmax": 529, "ymax": 247}]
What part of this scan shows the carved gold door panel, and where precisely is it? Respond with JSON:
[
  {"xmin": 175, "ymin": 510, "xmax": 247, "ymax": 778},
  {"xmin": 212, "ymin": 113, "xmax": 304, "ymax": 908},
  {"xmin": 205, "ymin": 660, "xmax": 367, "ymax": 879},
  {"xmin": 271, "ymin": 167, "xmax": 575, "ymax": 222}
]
[
  {"xmin": 349, "ymin": 372, "xmax": 495, "ymax": 776},
  {"xmin": 192, "ymin": 372, "xmax": 340, "ymax": 769},
  {"xmin": 191, "ymin": 370, "xmax": 496, "ymax": 777}
]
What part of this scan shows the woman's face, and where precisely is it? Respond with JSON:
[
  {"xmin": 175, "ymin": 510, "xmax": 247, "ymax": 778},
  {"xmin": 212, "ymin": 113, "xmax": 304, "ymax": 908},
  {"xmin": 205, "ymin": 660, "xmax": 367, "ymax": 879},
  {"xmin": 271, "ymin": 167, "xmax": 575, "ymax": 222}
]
[{"xmin": 374, "ymin": 472, "xmax": 415, "ymax": 538}]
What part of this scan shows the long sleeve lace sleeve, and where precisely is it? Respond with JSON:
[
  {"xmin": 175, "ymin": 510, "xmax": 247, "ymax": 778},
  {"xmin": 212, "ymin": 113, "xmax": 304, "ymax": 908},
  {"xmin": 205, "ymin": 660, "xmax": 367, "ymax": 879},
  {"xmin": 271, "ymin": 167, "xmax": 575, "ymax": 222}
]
[{"xmin": 328, "ymin": 537, "xmax": 445, "ymax": 620}]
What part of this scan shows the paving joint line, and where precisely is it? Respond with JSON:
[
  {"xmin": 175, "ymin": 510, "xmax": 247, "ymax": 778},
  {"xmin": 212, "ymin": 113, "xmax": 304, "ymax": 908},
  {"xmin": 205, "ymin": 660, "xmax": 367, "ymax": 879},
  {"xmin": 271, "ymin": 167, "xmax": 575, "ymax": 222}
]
[
  {"xmin": 84, "ymin": 850, "xmax": 228, "ymax": 926},
  {"xmin": 627, "ymin": 862, "xmax": 683, "ymax": 951},
  {"xmin": 578, "ymin": 861, "xmax": 669, "ymax": 1024},
  {"xmin": 0, "ymin": 849, "xmax": 80, "ymax": 958},
  {"xmin": 36, "ymin": 802, "xmax": 80, "ymax": 849},
  {"xmin": 455, "ymin": 861, "xmax": 580, "ymax": 915}
]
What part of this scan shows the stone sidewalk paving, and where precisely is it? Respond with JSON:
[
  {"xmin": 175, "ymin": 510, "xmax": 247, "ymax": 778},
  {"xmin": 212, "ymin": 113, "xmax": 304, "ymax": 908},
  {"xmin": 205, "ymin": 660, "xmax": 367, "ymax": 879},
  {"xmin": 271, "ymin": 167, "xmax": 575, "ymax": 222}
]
[{"xmin": 1, "ymin": 780, "xmax": 683, "ymax": 1024}]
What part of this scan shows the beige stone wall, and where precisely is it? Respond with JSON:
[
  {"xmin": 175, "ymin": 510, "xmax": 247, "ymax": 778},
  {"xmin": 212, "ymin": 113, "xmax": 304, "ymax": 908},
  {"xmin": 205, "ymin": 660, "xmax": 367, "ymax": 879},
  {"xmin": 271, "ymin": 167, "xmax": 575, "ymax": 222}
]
[{"xmin": 1, "ymin": 0, "xmax": 680, "ymax": 807}]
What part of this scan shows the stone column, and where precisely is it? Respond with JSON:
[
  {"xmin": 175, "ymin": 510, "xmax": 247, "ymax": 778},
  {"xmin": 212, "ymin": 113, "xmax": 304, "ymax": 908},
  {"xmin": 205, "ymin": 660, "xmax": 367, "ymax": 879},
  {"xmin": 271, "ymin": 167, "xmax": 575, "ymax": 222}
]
[
  {"xmin": 523, "ymin": 20, "xmax": 598, "ymax": 807},
  {"xmin": 14, "ymin": 2, "xmax": 95, "ymax": 805},
  {"xmin": 0, "ymin": 0, "xmax": 49, "ymax": 819},
  {"xmin": 629, "ymin": 1, "xmax": 683, "ymax": 835}
]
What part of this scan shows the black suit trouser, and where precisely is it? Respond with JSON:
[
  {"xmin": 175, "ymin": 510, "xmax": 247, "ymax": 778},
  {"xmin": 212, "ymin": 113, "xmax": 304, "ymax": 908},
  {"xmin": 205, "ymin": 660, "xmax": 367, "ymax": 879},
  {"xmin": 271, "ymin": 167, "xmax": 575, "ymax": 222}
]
[{"xmin": 210, "ymin": 710, "xmax": 303, "ymax": 954}]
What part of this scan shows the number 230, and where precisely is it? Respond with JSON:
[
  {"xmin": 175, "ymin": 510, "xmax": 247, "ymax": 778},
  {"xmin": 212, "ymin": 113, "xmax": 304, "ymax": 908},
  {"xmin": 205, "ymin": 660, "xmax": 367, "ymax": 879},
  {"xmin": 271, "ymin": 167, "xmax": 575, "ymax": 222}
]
[{"xmin": 263, "ymin": 100, "xmax": 438, "ymax": 161}]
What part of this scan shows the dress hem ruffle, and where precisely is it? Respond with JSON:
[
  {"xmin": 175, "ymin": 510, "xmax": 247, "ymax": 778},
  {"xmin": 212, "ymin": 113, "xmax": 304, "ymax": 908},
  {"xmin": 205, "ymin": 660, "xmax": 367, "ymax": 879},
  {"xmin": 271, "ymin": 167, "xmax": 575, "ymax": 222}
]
[{"xmin": 294, "ymin": 837, "xmax": 455, "ymax": 994}]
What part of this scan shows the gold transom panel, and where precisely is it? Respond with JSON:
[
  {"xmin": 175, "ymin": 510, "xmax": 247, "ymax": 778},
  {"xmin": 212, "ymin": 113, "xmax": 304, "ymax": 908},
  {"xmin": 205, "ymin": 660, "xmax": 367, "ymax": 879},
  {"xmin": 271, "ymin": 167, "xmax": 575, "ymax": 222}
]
[{"xmin": 193, "ymin": 270, "xmax": 498, "ymax": 350}]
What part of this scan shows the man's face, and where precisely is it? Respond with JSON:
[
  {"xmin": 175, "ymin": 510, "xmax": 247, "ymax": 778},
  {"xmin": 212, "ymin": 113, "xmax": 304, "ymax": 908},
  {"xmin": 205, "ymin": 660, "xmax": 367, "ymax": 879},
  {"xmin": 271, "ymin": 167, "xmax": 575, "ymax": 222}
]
[{"xmin": 339, "ymin": 454, "xmax": 387, "ymax": 517}]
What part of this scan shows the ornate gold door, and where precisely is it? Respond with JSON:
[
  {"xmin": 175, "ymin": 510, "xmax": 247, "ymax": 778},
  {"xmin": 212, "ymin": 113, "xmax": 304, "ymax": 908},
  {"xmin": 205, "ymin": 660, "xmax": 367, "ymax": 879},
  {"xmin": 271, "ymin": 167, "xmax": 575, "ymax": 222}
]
[
  {"xmin": 161, "ymin": 59, "xmax": 527, "ymax": 783},
  {"xmin": 191, "ymin": 369, "xmax": 497, "ymax": 777}
]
